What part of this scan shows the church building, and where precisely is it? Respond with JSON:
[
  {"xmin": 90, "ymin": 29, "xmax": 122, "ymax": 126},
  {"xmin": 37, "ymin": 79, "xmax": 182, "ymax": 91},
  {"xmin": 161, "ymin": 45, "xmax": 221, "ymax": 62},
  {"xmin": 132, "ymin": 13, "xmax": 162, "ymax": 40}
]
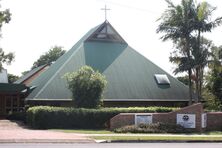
[{"xmin": 16, "ymin": 20, "xmax": 190, "ymax": 107}]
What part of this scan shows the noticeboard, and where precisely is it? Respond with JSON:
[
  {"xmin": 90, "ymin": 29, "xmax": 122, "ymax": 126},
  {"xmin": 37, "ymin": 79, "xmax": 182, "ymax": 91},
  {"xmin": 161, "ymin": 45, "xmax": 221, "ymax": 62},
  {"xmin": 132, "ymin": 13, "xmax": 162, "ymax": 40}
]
[
  {"xmin": 177, "ymin": 114, "xmax": 196, "ymax": 128},
  {"xmin": 135, "ymin": 114, "xmax": 152, "ymax": 126}
]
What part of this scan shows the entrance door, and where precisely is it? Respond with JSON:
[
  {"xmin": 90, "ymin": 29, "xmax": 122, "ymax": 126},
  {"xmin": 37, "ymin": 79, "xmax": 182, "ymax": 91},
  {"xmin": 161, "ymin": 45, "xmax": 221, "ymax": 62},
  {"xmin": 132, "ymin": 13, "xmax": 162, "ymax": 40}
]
[{"xmin": 0, "ymin": 97, "xmax": 5, "ymax": 116}]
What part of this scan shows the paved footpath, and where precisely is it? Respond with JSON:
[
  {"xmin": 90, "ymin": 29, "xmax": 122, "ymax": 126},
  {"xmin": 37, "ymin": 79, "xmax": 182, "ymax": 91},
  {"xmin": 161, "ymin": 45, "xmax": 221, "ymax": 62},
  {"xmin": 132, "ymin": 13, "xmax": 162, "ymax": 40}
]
[{"xmin": 0, "ymin": 120, "xmax": 94, "ymax": 143}]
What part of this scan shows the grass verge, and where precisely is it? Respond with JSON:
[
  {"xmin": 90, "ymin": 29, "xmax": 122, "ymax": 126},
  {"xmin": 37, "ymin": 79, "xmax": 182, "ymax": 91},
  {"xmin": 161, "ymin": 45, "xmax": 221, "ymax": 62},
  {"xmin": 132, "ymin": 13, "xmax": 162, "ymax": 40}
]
[
  {"xmin": 91, "ymin": 136, "xmax": 222, "ymax": 141},
  {"xmin": 52, "ymin": 129, "xmax": 222, "ymax": 135},
  {"xmin": 52, "ymin": 129, "xmax": 113, "ymax": 134},
  {"xmin": 204, "ymin": 131, "xmax": 222, "ymax": 135}
]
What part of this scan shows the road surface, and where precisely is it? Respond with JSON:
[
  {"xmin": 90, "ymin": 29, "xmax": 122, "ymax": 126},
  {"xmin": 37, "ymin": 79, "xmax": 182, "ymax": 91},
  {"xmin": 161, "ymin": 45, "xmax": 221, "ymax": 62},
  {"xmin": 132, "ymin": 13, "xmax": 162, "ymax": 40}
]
[{"xmin": 0, "ymin": 143, "xmax": 222, "ymax": 148}]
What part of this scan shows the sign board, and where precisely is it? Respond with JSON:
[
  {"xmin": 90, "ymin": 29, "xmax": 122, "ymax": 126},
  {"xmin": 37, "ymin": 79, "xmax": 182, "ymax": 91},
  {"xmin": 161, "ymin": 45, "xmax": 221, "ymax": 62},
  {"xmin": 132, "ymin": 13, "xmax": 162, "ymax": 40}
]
[
  {"xmin": 201, "ymin": 113, "xmax": 207, "ymax": 128},
  {"xmin": 135, "ymin": 114, "xmax": 152, "ymax": 126},
  {"xmin": 177, "ymin": 114, "xmax": 196, "ymax": 128}
]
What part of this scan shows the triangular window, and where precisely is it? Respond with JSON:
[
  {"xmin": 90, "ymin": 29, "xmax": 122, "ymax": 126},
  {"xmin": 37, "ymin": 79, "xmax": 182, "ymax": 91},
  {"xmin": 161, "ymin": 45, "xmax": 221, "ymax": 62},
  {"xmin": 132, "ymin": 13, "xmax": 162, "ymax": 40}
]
[{"xmin": 85, "ymin": 21, "xmax": 127, "ymax": 44}]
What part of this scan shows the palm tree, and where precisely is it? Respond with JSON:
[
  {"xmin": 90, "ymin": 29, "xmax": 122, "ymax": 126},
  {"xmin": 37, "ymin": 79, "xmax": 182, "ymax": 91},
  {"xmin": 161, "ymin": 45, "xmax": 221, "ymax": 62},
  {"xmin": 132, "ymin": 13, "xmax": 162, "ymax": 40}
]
[
  {"xmin": 191, "ymin": 37, "xmax": 213, "ymax": 102},
  {"xmin": 157, "ymin": 0, "xmax": 196, "ymax": 105},
  {"xmin": 192, "ymin": 2, "xmax": 222, "ymax": 102}
]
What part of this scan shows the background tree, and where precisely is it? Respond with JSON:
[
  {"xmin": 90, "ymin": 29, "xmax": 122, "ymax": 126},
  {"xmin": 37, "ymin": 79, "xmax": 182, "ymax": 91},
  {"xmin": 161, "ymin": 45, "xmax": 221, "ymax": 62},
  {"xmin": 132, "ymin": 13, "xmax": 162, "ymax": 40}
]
[
  {"xmin": 64, "ymin": 66, "xmax": 107, "ymax": 108},
  {"xmin": 0, "ymin": 48, "xmax": 14, "ymax": 70},
  {"xmin": 21, "ymin": 70, "xmax": 30, "ymax": 76},
  {"xmin": 157, "ymin": 0, "xmax": 222, "ymax": 104},
  {"xmin": 192, "ymin": 2, "xmax": 222, "ymax": 102},
  {"xmin": 7, "ymin": 73, "xmax": 19, "ymax": 83},
  {"xmin": 31, "ymin": 46, "xmax": 65, "ymax": 69},
  {"xmin": 202, "ymin": 45, "xmax": 222, "ymax": 110},
  {"xmin": 157, "ymin": 0, "xmax": 196, "ymax": 105},
  {"xmin": 0, "ymin": 5, "xmax": 10, "ymax": 31},
  {"xmin": 177, "ymin": 75, "xmax": 190, "ymax": 86},
  {"xmin": 207, "ymin": 46, "xmax": 222, "ymax": 101},
  {"xmin": 191, "ymin": 37, "xmax": 213, "ymax": 102},
  {"xmin": 0, "ymin": 3, "xmax": 14, "ymax": 71}
]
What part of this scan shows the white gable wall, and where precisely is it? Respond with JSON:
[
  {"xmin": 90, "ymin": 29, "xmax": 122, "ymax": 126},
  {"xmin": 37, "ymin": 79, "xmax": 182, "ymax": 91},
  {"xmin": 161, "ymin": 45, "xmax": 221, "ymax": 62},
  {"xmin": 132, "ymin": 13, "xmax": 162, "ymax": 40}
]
[{"xmin": 0, "ymin": 69, "xmax": 8, "ymax": 83}]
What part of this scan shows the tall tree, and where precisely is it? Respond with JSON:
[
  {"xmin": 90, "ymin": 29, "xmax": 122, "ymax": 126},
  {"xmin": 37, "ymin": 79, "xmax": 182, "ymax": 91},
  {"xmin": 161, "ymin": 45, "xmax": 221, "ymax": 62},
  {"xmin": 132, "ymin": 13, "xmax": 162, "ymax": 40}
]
[
  {"xmin": 157, "ymin": 0, "xmax": 222, "ymax": 104},
  {"xmin": 0, "ymin": 3, "xmax": 14, "ymax": 71},
  {"xmin": 191, "ymin": 37, "xmax": 213, "ymax": 102},
  {"xmin": 157, "ymin": 0, "xmax": 196, "ymax": 105},
  {"xmin": 32, "ymin": 46, "xmax": 65, "ymax": 69},
  {"xmin": 202, "ymin": 45, "xmax": 222, "ymax": 110},
  {"xmin": 207, "ymin": 45, "xmax": 222, "ymax": 101},
  {"xmin": 192, "ymin": 2, "xmax": 222, "ymax": 102}
]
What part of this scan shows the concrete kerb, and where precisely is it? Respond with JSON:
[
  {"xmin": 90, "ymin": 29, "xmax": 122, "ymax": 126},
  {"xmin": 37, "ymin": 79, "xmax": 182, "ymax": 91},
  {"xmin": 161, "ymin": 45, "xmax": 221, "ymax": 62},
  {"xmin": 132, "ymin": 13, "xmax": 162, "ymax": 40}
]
[
  {"xmin": 83, "ymin": 133, "xmax": 222, "ymax": 137},
  {"xmin": 89, "ymin": 134, "xmax": 222, "ymax": 143},
  {"xmin": 0, "ymin": 139, "xmax": 95, "ymax": 143},
  {"xmin": 97, "ymin": 140, "xmax": 222, "ymax": 143}
]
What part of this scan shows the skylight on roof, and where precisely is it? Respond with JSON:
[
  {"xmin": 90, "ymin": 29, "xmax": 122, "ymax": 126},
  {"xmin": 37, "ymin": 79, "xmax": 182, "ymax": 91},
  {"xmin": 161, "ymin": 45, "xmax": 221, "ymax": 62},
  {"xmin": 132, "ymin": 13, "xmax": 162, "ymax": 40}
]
[{"xmin": 154, "ymin": 74, "xmax": 170, "ymax": 85}]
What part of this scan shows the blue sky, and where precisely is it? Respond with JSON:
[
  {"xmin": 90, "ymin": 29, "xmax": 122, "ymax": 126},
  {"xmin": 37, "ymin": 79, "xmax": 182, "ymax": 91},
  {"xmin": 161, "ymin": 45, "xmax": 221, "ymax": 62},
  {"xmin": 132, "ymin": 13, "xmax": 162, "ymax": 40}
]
[{"xmin": 1, "ymin": 0, "xmax": 222, "ymax": 76}]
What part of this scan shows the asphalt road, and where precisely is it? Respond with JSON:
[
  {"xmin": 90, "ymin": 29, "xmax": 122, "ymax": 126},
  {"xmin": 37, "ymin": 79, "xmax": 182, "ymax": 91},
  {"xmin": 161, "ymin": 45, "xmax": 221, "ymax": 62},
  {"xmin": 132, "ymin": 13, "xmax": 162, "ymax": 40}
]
[{"xmin": 0, "ymin": 143, "xmax": 222, "ymax": 148}]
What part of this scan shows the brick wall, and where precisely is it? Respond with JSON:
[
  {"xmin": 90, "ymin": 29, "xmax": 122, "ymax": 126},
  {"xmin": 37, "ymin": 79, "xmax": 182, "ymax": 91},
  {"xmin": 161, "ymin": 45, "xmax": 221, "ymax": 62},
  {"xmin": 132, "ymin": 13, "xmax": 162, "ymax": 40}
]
[
  {"xmin": 110, "ymin": 113, "xmax": 135, "ymax": 129},
  {"xmin": 206, "ymin": 112, "xmax": 222, "ymax": 131},
  {"xmin": 167, "ymin": 103, "xmax": 204, "ymax": 132},
  {"xmin": 110, "ymin": 103, "xmax": 205, "ymax": 132}
]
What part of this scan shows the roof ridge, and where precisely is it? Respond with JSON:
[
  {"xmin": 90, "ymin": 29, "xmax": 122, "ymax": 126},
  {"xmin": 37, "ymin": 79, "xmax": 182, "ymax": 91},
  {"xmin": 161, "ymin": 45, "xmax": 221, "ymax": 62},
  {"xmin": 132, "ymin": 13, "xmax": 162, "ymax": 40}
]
[
  {"xmin": 27, "ymin": 24, "xmax": 102, "ymax": 99},
  {"xmin": 33, "ymin": 44, "xmax": 83, "ymax": 98}
]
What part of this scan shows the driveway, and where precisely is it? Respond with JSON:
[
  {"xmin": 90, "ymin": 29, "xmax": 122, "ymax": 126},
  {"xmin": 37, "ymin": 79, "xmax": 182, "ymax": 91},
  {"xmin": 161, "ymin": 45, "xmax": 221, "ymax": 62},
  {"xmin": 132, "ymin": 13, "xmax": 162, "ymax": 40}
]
[{"xmin": 0, "ymin": 120, "xmax": 94, "ymax": 143}]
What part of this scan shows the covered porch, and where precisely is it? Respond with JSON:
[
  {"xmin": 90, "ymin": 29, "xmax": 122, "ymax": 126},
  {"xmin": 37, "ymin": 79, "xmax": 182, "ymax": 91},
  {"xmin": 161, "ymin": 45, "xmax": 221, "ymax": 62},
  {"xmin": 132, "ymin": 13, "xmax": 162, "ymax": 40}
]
[{"xmin": 0, "ymin": 83, "xmax": 29, "ymax": 117}]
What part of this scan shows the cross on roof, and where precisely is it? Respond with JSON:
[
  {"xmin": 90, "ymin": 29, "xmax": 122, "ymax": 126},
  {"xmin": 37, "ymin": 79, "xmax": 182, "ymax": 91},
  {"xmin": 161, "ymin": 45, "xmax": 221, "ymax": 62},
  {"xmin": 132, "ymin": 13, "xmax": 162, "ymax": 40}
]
[{"xmin": 101, "ymin": 5, "xmax": 111, "ymax": 20}]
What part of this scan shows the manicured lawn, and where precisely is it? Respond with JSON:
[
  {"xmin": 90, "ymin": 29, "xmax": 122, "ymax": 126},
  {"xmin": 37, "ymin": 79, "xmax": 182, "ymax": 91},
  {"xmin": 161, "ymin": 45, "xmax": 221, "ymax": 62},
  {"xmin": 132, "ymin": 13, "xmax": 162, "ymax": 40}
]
[
  {"xmin": 52, "ymin": 129, "xmax": 222, "ymax": 141},
  {"xmin": 53, "ymin": 129, "xmax": 222, "ymax": 135},
  {"xmin": 205, "ymin": 131, "xmax": 222, "ymax": 135},
  {"xmin": 91, "ymin": 135, "xmax": 222, "ymax": 141},
  {"xmin": 52, "ymin": 129, "xmax": 113, "ymax": 134}
]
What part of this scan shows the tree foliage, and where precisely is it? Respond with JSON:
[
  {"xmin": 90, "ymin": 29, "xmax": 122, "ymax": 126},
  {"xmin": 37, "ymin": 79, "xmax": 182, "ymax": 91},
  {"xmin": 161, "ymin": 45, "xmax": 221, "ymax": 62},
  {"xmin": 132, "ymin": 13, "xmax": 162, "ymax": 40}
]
[
  {"xmin": 0, "ymin": 6, "xmax": 10, "ymax": 34},
  {"xmin": 0, "ymin": 48, "xmax": 14, "ymax": 70},
  {"xmin": 21, "ymin": 70, "xmax": 30, "ymax": 76},
  {"xmin": 204, "ymin": 45, "xmax": 222, "ymax": 110},
  {"xmin": 177, "ymin": 76, "xmax": 189, "ymax": 86},
  {"xmin": 32, "ymin": 46, "xmax": 65, "ymax": 69},
  {"xmin": 64, "ymin": 66, "xmax": 107, "ymax": 108},
  {"xmin": 8, "ymin": 73, "xmax": 19, "ymax": 83},
  {"xmin": 157, "ymin": 0, "xmax": 222, "ymax": 104},
  {"xmin": 0, "ymin": 3, "xmax": 14, "ymax": 70},
  {"xmin": 157, "ymin": 0, "xmax": 197, "ymax": 104}
]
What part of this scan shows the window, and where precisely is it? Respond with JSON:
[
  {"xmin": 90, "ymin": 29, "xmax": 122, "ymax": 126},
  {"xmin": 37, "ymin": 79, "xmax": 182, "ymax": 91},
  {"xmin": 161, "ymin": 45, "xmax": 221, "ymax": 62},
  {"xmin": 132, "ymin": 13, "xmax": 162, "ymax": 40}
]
[
  {"xmin": 85, "ymin": 21, "xmax": 126, "ymax": 44},
  {"xmin": 154, "ymin": 74, "xmax": 170, "ymax": 85}
]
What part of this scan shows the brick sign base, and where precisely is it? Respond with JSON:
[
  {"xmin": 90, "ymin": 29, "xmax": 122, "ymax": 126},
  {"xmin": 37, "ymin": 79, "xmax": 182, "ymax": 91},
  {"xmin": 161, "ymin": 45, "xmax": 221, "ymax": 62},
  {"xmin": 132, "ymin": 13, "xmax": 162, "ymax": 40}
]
[{"xmin": 110, "ymin": 103, "xmax": 214, "ymax": 132}]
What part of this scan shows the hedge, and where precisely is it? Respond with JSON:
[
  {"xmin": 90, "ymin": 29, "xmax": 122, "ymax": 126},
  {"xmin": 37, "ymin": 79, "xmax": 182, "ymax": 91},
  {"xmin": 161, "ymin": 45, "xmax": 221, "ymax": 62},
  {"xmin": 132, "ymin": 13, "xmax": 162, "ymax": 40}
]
[
  {"xmin": 114, "ymin": 122, "xmax": 189, "ymax": 133},
  {"xmin": 26, "ymin": 106, "xmax": 178, "ymax": 129},
  {"xmin": 6, "ymin": 112, "xmax": 26, "ymax": 122}
]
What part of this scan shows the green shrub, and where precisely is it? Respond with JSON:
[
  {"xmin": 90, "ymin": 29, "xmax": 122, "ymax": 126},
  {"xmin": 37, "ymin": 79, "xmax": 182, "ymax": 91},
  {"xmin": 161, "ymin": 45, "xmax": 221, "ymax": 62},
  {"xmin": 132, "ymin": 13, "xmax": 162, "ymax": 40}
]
[
  {"xmin": 64, "ymin": 66, "xmax": 107, "ymax": 108},
  {"xmin": 114, "ymin": 122, "xmax": 188, "ymax": 133},
  {"xmin": 26, "ymin": 106, "xmax": 178, "ymax": 129},
  {"xmin": 6, "ymin": 112, "xmax": 26, "ymax": 122}
]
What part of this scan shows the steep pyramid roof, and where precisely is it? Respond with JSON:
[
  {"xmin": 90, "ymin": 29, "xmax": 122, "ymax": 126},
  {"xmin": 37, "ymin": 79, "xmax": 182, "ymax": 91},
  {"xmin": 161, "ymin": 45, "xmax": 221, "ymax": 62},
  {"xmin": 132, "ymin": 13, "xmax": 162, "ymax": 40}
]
[{"xmin": 27, "ymin": 21, "xmax": 189, "ymax": 102}]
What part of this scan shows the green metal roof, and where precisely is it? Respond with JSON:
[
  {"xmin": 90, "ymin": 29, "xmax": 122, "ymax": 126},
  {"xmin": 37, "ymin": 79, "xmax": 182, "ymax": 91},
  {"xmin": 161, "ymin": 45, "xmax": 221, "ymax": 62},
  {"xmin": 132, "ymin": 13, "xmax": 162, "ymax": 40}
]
[
  {"xmin": 26, "ymin": 21, "xmax": 190, "ymax": 102},
  {"xmin": 0, "ymin": 83, "xmax": 28, "ymax": 94}
]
